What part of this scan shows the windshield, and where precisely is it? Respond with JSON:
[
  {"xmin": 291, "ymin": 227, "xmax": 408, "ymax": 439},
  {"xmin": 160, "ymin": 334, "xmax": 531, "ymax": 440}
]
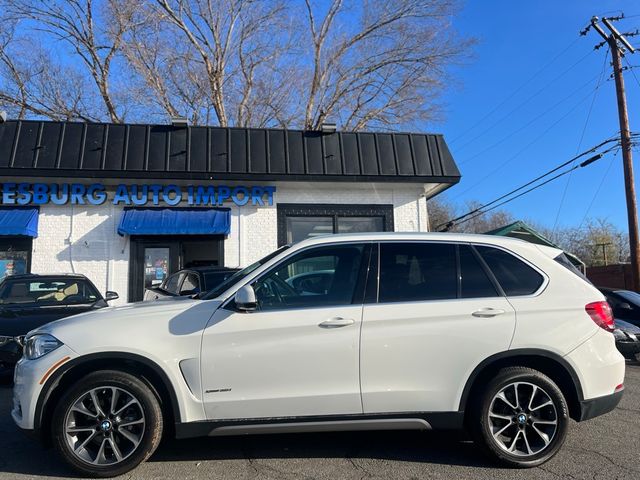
[
  {"xmin": 0, "ymin": 278, "xmax": 100, "ymax": 306},
  {"xmin": 616, "ymin": 290, "xmax": 640, "ymax": 306},
  {"xmin": 201, "ymin": 245, "xmax": 290, "ymax": 300}
]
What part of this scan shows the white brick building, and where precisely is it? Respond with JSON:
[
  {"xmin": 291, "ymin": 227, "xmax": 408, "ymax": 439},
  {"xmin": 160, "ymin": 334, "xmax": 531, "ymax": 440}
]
[{"xmin": 0, "ymin": 120, "xmax": 460, "ymax": 304}]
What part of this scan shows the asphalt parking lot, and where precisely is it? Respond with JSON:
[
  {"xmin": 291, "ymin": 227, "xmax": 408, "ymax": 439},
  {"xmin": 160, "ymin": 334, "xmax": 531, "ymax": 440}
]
[{"xmin": 0, "ymin": 363, "xmax": 639, "ymax": 480}]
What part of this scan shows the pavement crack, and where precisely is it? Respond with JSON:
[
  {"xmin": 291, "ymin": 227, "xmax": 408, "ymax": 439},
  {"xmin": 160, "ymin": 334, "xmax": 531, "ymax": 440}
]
[
  {"xmin": 347, "ymin": 457, "xmax": 374, "ymax": 480},
  {"xmin": 567, "ymin": 446, "xmax": 640, "ymax": 476}
]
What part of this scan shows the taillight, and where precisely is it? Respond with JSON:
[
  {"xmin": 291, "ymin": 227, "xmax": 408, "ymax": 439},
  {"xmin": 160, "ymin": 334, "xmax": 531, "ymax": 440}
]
[{"xmin": 585, "ymin": 301, "xmax": 615, "ymax": 332}]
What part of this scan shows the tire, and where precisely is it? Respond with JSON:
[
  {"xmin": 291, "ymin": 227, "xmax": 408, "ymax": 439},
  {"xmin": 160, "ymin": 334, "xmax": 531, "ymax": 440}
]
[
  {"xmin": 51, "ymin": 370, "xmax": 163, "ymax": 478},
  {"xmin": 468, "ymin": 366, "xmax": 569, "ymax": 468}
]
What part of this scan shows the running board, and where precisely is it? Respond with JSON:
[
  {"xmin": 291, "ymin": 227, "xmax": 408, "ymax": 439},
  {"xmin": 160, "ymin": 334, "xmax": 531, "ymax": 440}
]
[
  {"xmin": 208, "ymin": 418, "xmax": 431, "ymax": 436},
  {"xmin": 174, "ymin": 412, "xmax": 464, "ymax": 439}
]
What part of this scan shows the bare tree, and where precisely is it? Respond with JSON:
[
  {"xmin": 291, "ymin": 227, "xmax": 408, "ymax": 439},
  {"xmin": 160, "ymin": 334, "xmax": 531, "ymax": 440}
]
[
  {"xmin": 301, "ymin": 0, "xmax": 469, "ymax": 131},
  {"xmin": 0, "ymin": 20, "xmax": 96, "ymax": 120},
  {"xmin": 2, "ymin": 0, "xmax": 142, "ymax": 122},
  {"xmin": 148, "ymin": 0, "xmax": 294, "ymax": 127},
  {"xmin": 0, "ymin": 0, "xmax": 469, "ymax": 129}
]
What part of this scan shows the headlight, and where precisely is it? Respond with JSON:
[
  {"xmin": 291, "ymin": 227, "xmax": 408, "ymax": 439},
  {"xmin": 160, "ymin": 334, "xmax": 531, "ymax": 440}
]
[{"xmin": 23, "ymin": 334, "xmax": 63, "ymax": 360}]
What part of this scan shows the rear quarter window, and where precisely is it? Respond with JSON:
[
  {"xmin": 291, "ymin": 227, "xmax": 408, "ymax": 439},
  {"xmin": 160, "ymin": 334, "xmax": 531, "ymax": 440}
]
[{"xmin": 476, "ymin": 245, "xmax": 544, "ymax": 296}]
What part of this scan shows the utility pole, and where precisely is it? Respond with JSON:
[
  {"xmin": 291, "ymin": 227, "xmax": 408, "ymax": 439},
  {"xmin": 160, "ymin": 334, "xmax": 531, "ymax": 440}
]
[
  {"xmin": 588, "ymin": 15, "xmax": 640, "ymax": 291},
  {"xmin": 594, "ymin": 242, "xmax": 612, "ymax": 266}
]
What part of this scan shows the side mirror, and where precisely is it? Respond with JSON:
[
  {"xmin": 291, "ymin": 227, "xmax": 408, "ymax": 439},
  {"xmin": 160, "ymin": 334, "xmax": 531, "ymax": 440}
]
[
  {"xmin": 105, "ymin": 291, "xmax": 119, "ymax": 302},
  {"xmin": 618, "ymin": 302, "xmax": 633, "ymax": 311},
  {"xmin": 234, "ymin": 285, "xmax": 257, "ymax": 312}
]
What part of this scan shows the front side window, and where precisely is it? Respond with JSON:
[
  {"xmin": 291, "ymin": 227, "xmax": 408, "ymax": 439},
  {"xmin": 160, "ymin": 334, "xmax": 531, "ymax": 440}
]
[
  {"xmin": 379, "ymin": 242, "xmax": 457, "ymax": 303},
  {"xmin": 0, "ymin": 279, "xmax": 99, "ymax": 305},
  {"xmin": 476, "ymin": 246, "xmax": 544, "ymax": 296},
  {"xmin": 252, "ymin": 244, "xmax": 366, "ymax": 310},
  {"xmin": 203, "ymin": 246, "xmax": 290, "ymax": 300},
  {"xmin": 163, "ymin": 273, "xmax": 184, "ymax": 295},
  {"xmin": 181, "ymin": 273, "xmax": 199, "ymax": 294}
]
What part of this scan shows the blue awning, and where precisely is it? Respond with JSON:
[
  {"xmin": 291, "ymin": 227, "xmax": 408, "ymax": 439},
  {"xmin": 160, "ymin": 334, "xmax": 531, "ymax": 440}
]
[
  {"xmin": 0, "ymin": 207, "xmax": 39, "ymax": 237},
  {"xmin": 118, "ymin": 208, "xmax": 230, "ymax": 236}
]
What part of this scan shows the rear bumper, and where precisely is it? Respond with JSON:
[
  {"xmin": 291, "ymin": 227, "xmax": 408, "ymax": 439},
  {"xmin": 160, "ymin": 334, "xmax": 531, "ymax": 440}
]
[{"xmin": 579, "ymin": 388, "xmax": 624, "ymax": 421}]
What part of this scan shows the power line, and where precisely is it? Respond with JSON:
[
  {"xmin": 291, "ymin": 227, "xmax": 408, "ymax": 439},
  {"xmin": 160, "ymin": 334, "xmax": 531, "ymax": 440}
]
[
  {"xmin": 576, "ymin": 150, "xmax": 619, "ymax": 232},
  {"xmin": 450, "ymin": 82, "xmax": 607, "ymax": 201},
  {"xmin": 448, "ymin": 37, "xmax": 583, "ymax": 145},
  {"xmin": 623, "ymin": 55, "xmax": 640, "ymax": 89},
  {"xmin": 552, "ymin": 45, "xmax": 610, "ymax": 232},
  {"xmin": 453, "ymin": 49, "xmax": 594, "ymax": 152},
  {"xmin": 443, "ymin": 149, "xmax": 617, "ymax": 231},
  {"xmin": 457, "ymin": 73, "xmax": 601, "ymax": 168},
  {"xmin": 437, "ymin": 138, "xmax": 622, "ymax": 231}
]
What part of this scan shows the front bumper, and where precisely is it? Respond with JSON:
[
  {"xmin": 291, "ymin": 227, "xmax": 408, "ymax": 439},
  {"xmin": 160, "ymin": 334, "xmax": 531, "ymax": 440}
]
[
  {"xmin": 579, "ymin": 388, "xmax": 624, "ymax": 421},
  {"xmin": 11, "ymin": 346, "xmax": 76, "ymax": 432}
]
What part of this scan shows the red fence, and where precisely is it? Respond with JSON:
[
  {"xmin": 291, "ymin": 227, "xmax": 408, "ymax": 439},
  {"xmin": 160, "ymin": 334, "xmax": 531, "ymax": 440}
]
[{"xmin": 586, "ymin": 264, "xmax": 634, "ymax": 290}]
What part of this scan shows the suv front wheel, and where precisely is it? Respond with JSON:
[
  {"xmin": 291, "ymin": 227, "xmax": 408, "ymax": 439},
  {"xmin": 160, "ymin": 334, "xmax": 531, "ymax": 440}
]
[
  {"xmin": 470, "ymin": 366, "xmax": 569, "ymax": 467},
  {"xmin": 51, "ymin": 370, "xmax": 163, "ymax": 478}
]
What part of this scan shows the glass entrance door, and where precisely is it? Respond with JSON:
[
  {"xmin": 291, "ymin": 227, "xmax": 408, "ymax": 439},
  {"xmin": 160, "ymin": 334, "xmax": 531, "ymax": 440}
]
[
  {"xmin": 130, "ymin": 240, "xmax": 180, "ymax": 302},
  {"xmin": 143, "ymin": 247, "xmax": 171, "ymax": 293},
  {"xmin": 129, "ymin": 236, "xmax": 224, "ymax": 302}
]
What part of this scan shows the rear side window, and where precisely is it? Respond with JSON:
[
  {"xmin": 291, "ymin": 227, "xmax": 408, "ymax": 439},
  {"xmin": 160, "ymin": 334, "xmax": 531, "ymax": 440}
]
[
  {"xmin": 379, "ymin": 243, "xmax": 457, "ymax": 303},
  {"xmin": 554, "ymin": 253, "xmax": 590, "ymax": 283},
  {"xmin": 459, "ymin": 245, "xmax": 499, "ymax": 298},
  {"xmin": 476, "ymin": 246, "xmax": 544, "ymax": 296}
]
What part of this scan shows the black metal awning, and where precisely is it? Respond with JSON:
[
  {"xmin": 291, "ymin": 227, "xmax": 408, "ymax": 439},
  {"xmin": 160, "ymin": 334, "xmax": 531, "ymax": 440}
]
[{"xmin": 0, "ymin": 120, "xmax": 460, "ymax": 184}]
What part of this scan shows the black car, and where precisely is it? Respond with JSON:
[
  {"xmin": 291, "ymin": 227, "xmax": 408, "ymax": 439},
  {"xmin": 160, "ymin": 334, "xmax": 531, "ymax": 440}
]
[
  {"xmin": 613, "ymin": 319, "xmax": 640, "ymax": 360},
  {"xmin": 0, "ymin": 274, "xmax": 118, "ymax": 378},
  {"xmin": 599, "ymin": 287, "xmax": 640, "ymax": 361},
  {"xmin": 599, "ymin": 287, "xmax": 640, "ymax": 328},
  {"xmin": 143, "ymin": 266, "xmax": 240, "ymax": 301}
]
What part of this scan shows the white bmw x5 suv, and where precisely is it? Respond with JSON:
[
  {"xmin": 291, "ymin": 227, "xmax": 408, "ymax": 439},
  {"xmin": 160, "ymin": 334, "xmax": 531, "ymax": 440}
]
[{"xmin": 12, "ymin": 233, "xmax": 624, "ymax": 477}]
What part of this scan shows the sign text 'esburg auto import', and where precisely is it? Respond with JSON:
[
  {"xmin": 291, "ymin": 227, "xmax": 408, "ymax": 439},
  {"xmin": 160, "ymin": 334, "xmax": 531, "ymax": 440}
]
[{"xmin": 0, "ymin": 183, "xmax": 276, "ymax": 207}]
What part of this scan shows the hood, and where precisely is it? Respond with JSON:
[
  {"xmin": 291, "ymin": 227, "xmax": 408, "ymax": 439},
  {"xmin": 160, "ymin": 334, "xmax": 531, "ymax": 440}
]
[{"xmin": 32, "ymin": 296, "xmax": 205, "ymax": 339}]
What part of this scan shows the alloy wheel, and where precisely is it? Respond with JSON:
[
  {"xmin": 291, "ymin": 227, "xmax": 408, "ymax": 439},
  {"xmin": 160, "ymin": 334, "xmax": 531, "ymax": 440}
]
[
  {"xmin": 63, "ymin": 386, "xmax": 146, "ymax": 466},
  {"xmin": 488, "ymin": 381, "xmax": 558, "ymax": 457}
]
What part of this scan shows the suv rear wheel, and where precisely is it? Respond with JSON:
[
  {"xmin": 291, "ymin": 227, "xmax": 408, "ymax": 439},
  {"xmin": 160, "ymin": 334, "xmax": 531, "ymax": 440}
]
[
  {"xmin": 469, "ymin": 366, "xmax": 569, "ymax": 467},
  {"xmin": 51, "ymin": 370, "xmax": 163, "ymax": 478}
]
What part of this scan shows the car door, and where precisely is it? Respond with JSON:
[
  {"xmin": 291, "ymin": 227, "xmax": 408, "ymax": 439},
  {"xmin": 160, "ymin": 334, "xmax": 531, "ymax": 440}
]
[
  {"xmin": 360, "ymin": 242, "xmax": 517, "ymax": 414},
  {"xmin": 200, "ymin": 242, "xmax": 371, "ymax": 420}
]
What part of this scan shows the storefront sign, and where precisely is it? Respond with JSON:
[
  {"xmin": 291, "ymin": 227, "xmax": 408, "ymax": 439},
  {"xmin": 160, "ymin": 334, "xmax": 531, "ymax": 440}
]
[{"xmin": 0, "ymin": 183, "xmax": 276, "ymax": 207}]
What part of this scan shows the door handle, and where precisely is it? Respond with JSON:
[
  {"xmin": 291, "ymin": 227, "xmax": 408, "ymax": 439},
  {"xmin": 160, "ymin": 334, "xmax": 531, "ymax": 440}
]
[
  {"xmin": 472, "ymin": 308, "xmax": 506, "ymax": 318},
  {"xmin": 319, "ymin": 317, "xmax": 355, "ymax": 328}
]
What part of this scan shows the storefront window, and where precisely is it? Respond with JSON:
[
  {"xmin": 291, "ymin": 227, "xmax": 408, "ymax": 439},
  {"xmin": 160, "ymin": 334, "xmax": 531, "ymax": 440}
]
[
  {"xmin": 337, "ymin": 217, "xmax": 384, "ymax": 234},
  {"xmin": 278, "ymin": 204, "xmax": 393, "ymax": 246},
  {"xmin": 0, "ymin": 238, "xmax": 32, "ymax": 278},
  {"xmin": 286, "ymin": 217, "xmax": 334, "ymax": 243}
]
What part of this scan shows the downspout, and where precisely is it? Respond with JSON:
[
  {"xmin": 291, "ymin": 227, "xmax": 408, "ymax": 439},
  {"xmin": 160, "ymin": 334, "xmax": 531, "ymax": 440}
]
[
  {"xmin": 417, "ymin": 192, "xmax": 426, "ymax": 232},
  {"xmin": 66, "ymin": 204, "xmax": 76, "ymax": 273}
]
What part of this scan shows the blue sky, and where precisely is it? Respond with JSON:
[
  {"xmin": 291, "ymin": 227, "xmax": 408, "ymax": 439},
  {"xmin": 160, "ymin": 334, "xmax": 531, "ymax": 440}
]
[{"xmin": 437, "ymin": 0, "xmax": 640, "ymax": 231}]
